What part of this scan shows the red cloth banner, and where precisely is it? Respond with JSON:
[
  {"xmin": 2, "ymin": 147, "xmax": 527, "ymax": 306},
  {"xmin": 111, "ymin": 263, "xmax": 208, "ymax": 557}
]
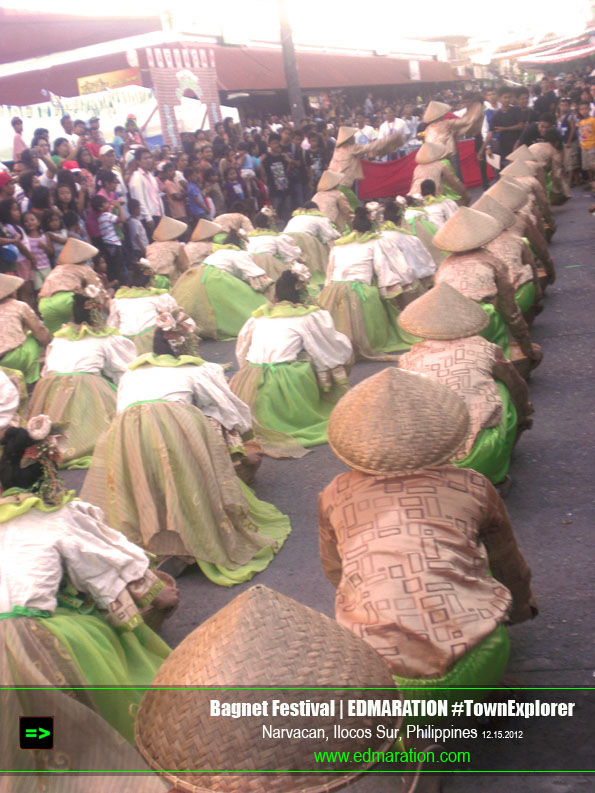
[{"xmin": 358, "ymin": 139, "xmax": 493, "ymax": 199}]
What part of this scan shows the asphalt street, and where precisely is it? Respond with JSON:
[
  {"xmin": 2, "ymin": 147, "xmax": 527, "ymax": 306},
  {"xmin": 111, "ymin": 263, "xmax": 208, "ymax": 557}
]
[{"xmin": 63, "ymin": 187, "xmax": 594, "ymax": 791}]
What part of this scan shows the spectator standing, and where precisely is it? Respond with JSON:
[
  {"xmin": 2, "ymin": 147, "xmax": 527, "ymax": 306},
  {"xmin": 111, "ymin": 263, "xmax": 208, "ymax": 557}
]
[
  {"xmin": 185, "ymin": 168, "xmax": 211, "ymax": 226},
  {"xmin": 378, "ymin": 107, "xmax": 409, "ymax": 160},
  {"xmin": 556, "ymin": 97, "xmax": 578, "ymax": 185},
  {"xmin": 11, "ymin": 117, "xmax": 27, "ymax": 162},
  {"xmin": 112, "ymin": 126, "xmax": 126, "ymax": 159},
  {"xmin": 128, "ymin": 148, "xmax": 164, "ymax": 238},
  {"xmin": 484, "ymin": 87, "xmax": 524, "ymax": 168},
  {"xmin": 516, "ymin": 88, "xmax": 538, "ymax": 126},
  {"xmin": 91, "ymin": 194, "xmax": 127, "ymax": 283},
  {"xmin": 59, "ymin": 115, "xmax": 79, "ymax": 150},
  {"xmin": 261, "ymin": 133, "xmax": 292, "ymax": 222},
  {"xmin": 577, "ymin": 100, "xmax": 595, "ymax": 190},
  {"xmin": 354, "ymin": 113, "xmax": 378, "ymax": 146},
  {"xmin": 534, "ymin": 78, "xmax": 557, "ymax": 116},
  {"xmin": 22, "ymin": 211, "xmax": 52, "ymax": 292},
  {"xmin": 127, "ymin": 199, "xmax": 149, "ymax": 260},
  {"xmin": 161, "ymin": 163, "xmax": 188, "ymax": 224}
]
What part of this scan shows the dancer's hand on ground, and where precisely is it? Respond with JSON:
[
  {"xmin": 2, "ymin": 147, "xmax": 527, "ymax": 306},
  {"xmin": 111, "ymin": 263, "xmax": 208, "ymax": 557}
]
[{"xmin": 154, "ymin": 585, "xmax": 180, "ymax": 611}]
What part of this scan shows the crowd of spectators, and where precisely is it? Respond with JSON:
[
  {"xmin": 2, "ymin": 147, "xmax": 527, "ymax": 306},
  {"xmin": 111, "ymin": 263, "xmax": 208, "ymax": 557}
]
[{"xmin": 1, "ymin": 68, "xmax": 594, "ymax": 305}]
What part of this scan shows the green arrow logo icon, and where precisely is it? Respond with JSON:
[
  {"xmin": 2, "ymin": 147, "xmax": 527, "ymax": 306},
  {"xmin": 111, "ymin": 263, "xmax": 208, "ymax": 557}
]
[
  {"xmin": 24, "ymin": 728, "xmax": 51, "ymax": 740},
  {"xmin": 38, "ymin": 728, "xmax": 51, "ymax": 740}
]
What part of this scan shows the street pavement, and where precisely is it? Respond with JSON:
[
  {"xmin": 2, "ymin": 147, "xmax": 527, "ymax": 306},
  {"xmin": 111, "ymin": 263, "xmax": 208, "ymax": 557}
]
[{"xmin": 63, "ymin": 187, "xmax": 594, "ymax": 791}]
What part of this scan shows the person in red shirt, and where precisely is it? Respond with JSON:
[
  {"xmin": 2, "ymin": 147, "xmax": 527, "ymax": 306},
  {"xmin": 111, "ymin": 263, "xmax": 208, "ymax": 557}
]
[{"xmin": 85, "ymin": 128, "xmax": 103, "ymax": 159}]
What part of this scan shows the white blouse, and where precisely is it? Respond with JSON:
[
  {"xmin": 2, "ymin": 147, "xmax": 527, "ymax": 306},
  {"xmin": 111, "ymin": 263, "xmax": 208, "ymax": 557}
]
[
  {"xmin": 284, "ymin": 214, "xmax": 341, "ymax": 245},
  {"xmin": 203, "ymin": 249, "xmax": 267, "ymax": 281},
  {"xmin": 107, "ymin": 293, "xmax": 180, "ymax": 336},
  {"xmin": 42, "ymin": 334, "xmax": 137, "ymax": 385},
  {"xmin": 424, "ymin": 198, "xmax": 459, "ymax": 227},
  {"xmin": 327, "ymin": 238, "xmax": 416, "ymax": 293},
  {"xmin": 116, "ymin": 361, "xmax": 252, "ymax": 434},
  {"xmin": 0, "ymin": 370, "xmax": 19, "ymax": 431},
  {"xmin": 0, "ymin": 501, "xmax": 149, "ymax": 613},
  {"xmin": 246, "ymin": 233, "xmax": 302, "ymax": 263},
  {"xmin": 236, "ymin": 310, "xmax": 352, "ymax": 372},
  {"xmin": 380, "ymin": 230, "xmax": 436, "ymax": 280}
]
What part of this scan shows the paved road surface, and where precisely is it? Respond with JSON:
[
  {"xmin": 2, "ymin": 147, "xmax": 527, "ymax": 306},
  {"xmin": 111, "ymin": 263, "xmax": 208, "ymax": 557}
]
[{"xmin": 64, "ymin": 188, "xmax": 594, "ymax": 791}]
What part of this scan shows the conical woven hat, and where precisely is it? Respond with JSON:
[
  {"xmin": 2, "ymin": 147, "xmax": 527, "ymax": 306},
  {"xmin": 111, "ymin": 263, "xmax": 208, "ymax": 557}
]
[
  {"xmin": 527, "ymin": 142, "xmax": 551, "ymax": 164},
  {"xmin": 0, "ymin": 273, "xmax": 24, "ymax": 300},
  {"xmin": 433, "ymin": 206, "xmax": 503, "ymax": 252},
  {"xmin": 135, "ymin": 585, "xmax": 400, "ymax": 793},
  {"xmin": 328, "ymin": 368, "xmax": 469, "ymax": 474},
  {"xmin": 57, "ymin": 238, "xmax": 98, "ymax": 265},
  {"xmin": 153, "ymin": 216, "xmax": 187, "ymax": 241},
  {"xmin": 415, "ymin": 141, "xmax": 448, "ymax": 164},
  {"xmin": 499, "ymin": 160, "xmax": 535, "ymax": 179},
  {"xmin": 398, "ymin": 282, "xmax": 489, "ymax": 340},
  {"xmin": 472, "ymin": 193, "xmax": 516, "ymax": 230},
  {"xmin": 506, "ymin": 144, "xmax": 538, "ymax": 163},
  {"xmin": 486, "ymin": 179, "xmax": 528, "ymax": 211},
  {"xmin": 423, "ymin": 100, "xmax": 452, "ymax": 123},
  {"xmin": 317, "ymin": 170, "xmax": 342, "ymax": 191},
  {"xmin": 191, "ymin": 219, "xmax": 223, "ymax": 241},
  {"xmin": 336, "ymin": 126, "xmax": 358, "ymax": 146}
]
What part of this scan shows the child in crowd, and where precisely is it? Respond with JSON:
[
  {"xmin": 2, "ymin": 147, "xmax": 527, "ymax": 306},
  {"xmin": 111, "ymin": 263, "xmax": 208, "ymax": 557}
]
[
  {"xmin": 112, "ymin": 125, "xmax": 126, "ymax": 159},
  {"xmin": 41, "ymin": 208, "xmax": 68, "ymax": 264},
  {"xmin": 91, "ymin": 194, "xmax": 127, "ymax": 283},
  {"xmin": 222, "ymin": 166, "xmax": 248, "ymax": 210},
  {"xmin": 22, "ymin": 210, "xmax": 53, "ymax": 292},
  {"xmin": 127, "ymin": 199, "xmax": 149, "ymax": 260},
  {"xmin": 0, "ymin": 198, "xmax": 35, "ymax": 304},
  {"xmin": 184, "ymin": 168, "xmax": 211, "ymax": 225},
  {"xmin": 577, "ymin": 101, "xmax": 595, "ymax": 192},
  {"xmin": 160, "ymin": 162, "xmax": 188, "ymax": 225},
  {"xmin": 202, "ymin": 168, "xmax": 226, "ymax": 216}
]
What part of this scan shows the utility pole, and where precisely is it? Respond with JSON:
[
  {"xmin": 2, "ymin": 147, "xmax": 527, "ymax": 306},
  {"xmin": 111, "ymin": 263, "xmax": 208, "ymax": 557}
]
[{"xmin": 278, "ymin": 0, "xmax": 304, "ymax": 125}]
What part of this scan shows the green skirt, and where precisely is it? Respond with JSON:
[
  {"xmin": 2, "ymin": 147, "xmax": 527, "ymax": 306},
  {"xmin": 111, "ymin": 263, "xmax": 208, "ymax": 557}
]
[
  {"xmin": 42, "ymin": 608, "xmax": 170, "ymax": 743},
  {"xmin": 0, "ymin": 333, "xmax": 41, "ymax": 384},
  {"xmin": 480, "ymin": 303, "xmax": 510, "ymax": 357},
  {"xmin": 39, "ymin": 291, "xmax": 75, "ymax": 335},
  {"xmin": 454, "ymin": 382, "xmax": 518, "ymax": 484},
  {"xmin": 26, "ymin": 372, "xmax": 117, "ymax": 469},
  {"xmin": 318, "ymin": 281, "xmax": 410, "ymax": 361},
  {"xmin": 515, "ymin": 281, "xmax": 536, "ymax": 315},
  {"xmin": 393, "ymin": 625, "xmax": 510, "ymax": 725},
  {"xmin": 231, "ymin": 361, "xmax": 345, "ymax": 450},
  {"xmin": 81, "ymin": 400, "xmax": 290, "ymax": 585},
  {"xmin": 171, "ymin": 264, "xmax": 267, "ymax": 340}
]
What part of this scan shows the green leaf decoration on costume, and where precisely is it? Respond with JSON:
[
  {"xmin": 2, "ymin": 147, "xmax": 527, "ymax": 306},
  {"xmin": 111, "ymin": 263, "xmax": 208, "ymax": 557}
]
[
  {"xmin": 128, "ymin": 352, "xmax": 205, "ymax": 370},
  {"xmin": 424, "ymin": 195, "xmax": 450, "ymax": 205},
  {"xmin": 291, "ymin": 208, "xmax": 325, "ymax": 217},
  {"xmin": 54, "ymin": 323, "xmax": 121, "ymax": 340},
  {"xmin": 380, "ymin": 221, "xmax": 414, "ymax": 235},
  {"xmin": 252, "ymin": 301, "xmax": 321, "ymax": 319},
  {"xmin": 211, "ymin": 243, "xmax": 243, "ymax": 252},
  {"xmin": 114, "ymin": 287, "xmax": 169, "ymax": 299},
  {"xmin": 0, "ymin": 489, "xmax": 76, "ymax": 524},
  {"xmin": 334, "ymin": 231, "xmax": 381, "ymax": 246},
  {"xmin": 247, "ymin": 228, "xmax": 278, "ymax": 237}
]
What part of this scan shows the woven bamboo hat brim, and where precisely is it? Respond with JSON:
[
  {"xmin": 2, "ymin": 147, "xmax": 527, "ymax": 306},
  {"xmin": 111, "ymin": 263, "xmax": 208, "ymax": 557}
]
[
  {"xmin": 415, "ymin": 141, "xmax": 448, "ymax": 164},
  {"xmin": 336, "ymin": 126, "xmax": 358, "ymax": 147},
  {"xmin": 423, "ymin": 100, "xmax": 452, "ymax": 124},
  {"xmin": 398, "ymin": 282, "xmax": 489, "ymax": 340},
  {"xmin": 472, "ymin": 194, "xmax": 516, "ymax": 230},
  {"xmin": 153, "ymin": 216, "xmax": 188, "ymax": 241},
  {"xmin": 0, "ymin": 273, "xmax": 24, "ymax": 300},
  {"xmin": 317, "ymin": 170, "xmax": 342, "ymax": 192},
  {"xmin": 135, "ymin": 585, "xmax": 400, "ymax": 793},
  {"xmin": 57, "ymin": 238, "xmax": 98, "ymax": 265},
  {"xmin": 486, "ymin": 179, "xmax": 528, "ymax": 212},
  {"xmin": 191, "ymin": 219, "xmax": 223, "ymax": 241},
  {"xmin": 328, "ymin": 368, "xmax": 469, "ymax": 474},
  {"xmin": 527, "ymin": 142, "xmax": 551, "ymax": 164},
  {"xmin": 499, "ymin": 160, "xmax": 536, "ymax": 179},
  {"xmin": 506, "ymin": 144, "xmax": 538, "ymax": 163},
  {"xmin": 433, "ymin": 206, "xmax": 503, "ymax": 252}
]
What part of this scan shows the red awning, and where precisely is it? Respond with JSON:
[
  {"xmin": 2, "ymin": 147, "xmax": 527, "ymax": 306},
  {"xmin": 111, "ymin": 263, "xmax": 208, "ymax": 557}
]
[{"xmin": 214, "ymin": 46, "xmax": 458, "ymax": 91}]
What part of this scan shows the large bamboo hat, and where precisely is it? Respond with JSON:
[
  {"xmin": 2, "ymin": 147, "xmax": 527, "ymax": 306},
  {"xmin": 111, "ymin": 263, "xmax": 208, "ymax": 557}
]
[
  {"xmin": 57, "ymin": 238, "xmax": 98, "ymax": 265},
  {"xmin": 423, "ymin": 101, "xmax": 452, "ymax": 124},
  {"xmin": 191, "ymin": 219, "xmax": 223, "ymax": 242},
  {"xmin": 317, "ymin": 170, "xmax": 342, "ymax": 191},
  {"xmin": 135, "ymin": 585, "xmax": 401, "ymax": 793},
  {"xmin": 486, "ymin": 179, "xmax": 528, "ymax": 211},
  {"xmin": 398, "ymin": 282, "xmax": 489, "ymax": 340},
  {"xmin": 153, "ymin": 216, "xmax": 188, "ymax": 241},
  {"xmin": 0, "ymin": 273, "xmax": 24, "ymax": 300},
  {"xmin": 499, "ymin": 160, "xmax": 536, "ymax": 179},
  {"xmin": 336, "ymin": 126, "xmax": 358, "ymax": 147},
  {"xmin": 527, "ymin": 142, "xmax": 551, "ymax": 164},
  {"xmin": 506, "ymin": 144, "xmax": 538, "ymax": 163},
  {"xmin": 433, "ymin": 206, "xmax": 503, "ymax": 252},
  {"xmin": 328, "ymin": 368, "xmax": 469, "ymax": 475},
  {"xmin": 472, "ymin": 193, "xmax": 516, "ymax": 230},
  {"xmin": 415, "ymin": 141, "xmax": 448, "ymax": 164}
]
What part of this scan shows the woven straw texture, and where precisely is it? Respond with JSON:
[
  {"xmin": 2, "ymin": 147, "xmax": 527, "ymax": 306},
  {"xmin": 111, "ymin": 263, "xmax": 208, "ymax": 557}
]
[
  {"xmin": 486, "ymin": 179, "xmax": 528, "ymax": 212},
  {"xmin": 135, "ymin": 585, "xmax": 400, "ymax": 793},
  {"xmin": 57, "ymin": 238, "xmax": 98, "ymax": 265},
  {"xmin": 472, "ymin": 194, "xmax": 516, "ymax": 230},
  {"xmin": 506, "ymin": 145, "xmax": 538, "ymax": 163},
  {"xmin": 415, "ymin": 141, "xmax": 447, "ymax": 164},
  {"xmin": 192, "ymin": 220, "xmax": 223, "ymax": 242},
  {"xmin": 0, "ymin": 273, "xmax": 24, "ymax": 300},
  {"xmin": 499, "ymin": 160, "xmax": 536, "ymax": 179},
  {"xmin": 317, "ymin": 170, "xmax": 343, "ymax": 191},
  {"xmin": 433, "ymin": 207, "xmax": 503, "ymax": 252},
  {"xmin": 336, "ymin": 127, "xmax": 358, "ymax": 147},
  {"xmin": 423, "ymin": 101, "xmax": 452, "ymax": 123},
  {"xmin": 328, "ymin": 368, "xmax": 469, "ymax": 474},
  {"xmin": 398, "ymin": 282, "xmax": 489, "ymax": 340},
  {"xmin": 153, "ymin": 216, "xmax": 188, "ymax": 241}
]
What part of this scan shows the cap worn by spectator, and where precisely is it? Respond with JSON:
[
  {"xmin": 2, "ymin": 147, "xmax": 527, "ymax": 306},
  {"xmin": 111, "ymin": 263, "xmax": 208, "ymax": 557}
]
[
  {"xmin": 62, "ymin": 160, "xmax": 81, "ymax": 173},
  {"xmin": 99, "ymin": 145, "xmax": 115, "ymax": 157},
  {"xmin": 0, "ymin": 172, "xmax": 13, "ymax": 188}
]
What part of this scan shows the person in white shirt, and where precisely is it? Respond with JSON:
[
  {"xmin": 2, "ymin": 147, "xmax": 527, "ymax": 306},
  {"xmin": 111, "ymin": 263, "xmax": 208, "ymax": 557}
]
[
  {"xmin": 0, "ymin": 368, "xmax": 20, "ymax": 434},
  {"xmin": 59, "ymin": 114, "xmax": 81, "ymax": 151},
  {"xmin": 378, "ymin": 107, "xmax": 409, "ymax": 160},
  {"xmin": 420, "ymin": 179, "xmax": 460, "ymax": 227},
  {"xmin": 353, "ymin": 113, "xmax": 378, "ymax": 146},
  {"xmin": 127, "ymin": 148, "xmax": 164, "ymax": 238}
]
